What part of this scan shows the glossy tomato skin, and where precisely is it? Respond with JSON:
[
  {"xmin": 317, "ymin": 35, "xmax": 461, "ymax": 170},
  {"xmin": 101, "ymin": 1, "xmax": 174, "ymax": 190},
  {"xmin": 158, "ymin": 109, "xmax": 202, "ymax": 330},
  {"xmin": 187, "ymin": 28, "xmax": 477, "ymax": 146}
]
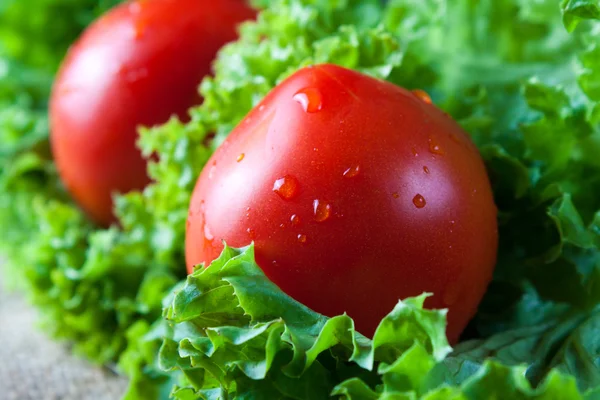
[
  {"xmin": 186, "ymin": 64, "xmax": 498, "ymax": 343},
  {"xmin": 50, "ymin": 0, "xmax": 255, "ymax": 226}
]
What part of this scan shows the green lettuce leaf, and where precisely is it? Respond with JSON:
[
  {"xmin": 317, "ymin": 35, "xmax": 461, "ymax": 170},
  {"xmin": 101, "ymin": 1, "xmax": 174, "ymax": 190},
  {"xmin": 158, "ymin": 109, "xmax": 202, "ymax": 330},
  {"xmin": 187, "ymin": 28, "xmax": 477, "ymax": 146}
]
[
  {"xmin": 562, "ymin": 0, "xmax": 600, "ymax": 32},
  {"xmin": 159, "ymin": 245, "xmax": 589, "ymax": 399},
  {"xmin": 0, "ymin": 0, "xmax": 122, "ymax": 70},
  {"xmin": 435, "ymin": 3, "xmax": 600, "ymax": 393},
  {"xmin": 0, "ymin": 0, "xmax": 122, "ymax": 287}
]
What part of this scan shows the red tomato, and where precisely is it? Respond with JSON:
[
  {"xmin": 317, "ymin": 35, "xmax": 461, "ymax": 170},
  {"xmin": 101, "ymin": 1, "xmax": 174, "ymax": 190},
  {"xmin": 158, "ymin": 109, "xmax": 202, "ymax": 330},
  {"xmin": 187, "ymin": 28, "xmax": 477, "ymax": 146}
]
[
  {"xmin": 185, "ymin": 64, "xmax": 498, "ymax": 343},
  {"xmin": 50, "ymin": 0, "xmax": 255, "ymax": 226}
]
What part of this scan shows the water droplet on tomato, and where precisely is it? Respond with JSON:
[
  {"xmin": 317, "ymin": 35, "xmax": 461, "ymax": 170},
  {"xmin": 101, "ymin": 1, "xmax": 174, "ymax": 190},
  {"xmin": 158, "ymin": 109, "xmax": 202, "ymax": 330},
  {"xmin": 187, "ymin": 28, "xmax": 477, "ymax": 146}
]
[
  {"xmin": 428, "ymin": 138, "xmax": 444, "ymax": 155},
  {"xmin": 237, "ymin": 153, "xmax": 245, "ymax": 162},
  {"xmin": 246, "ymin": 228, "xmax": 256, "ymax": 240},
  {"xmin": 293, "ymin": 88, "xmax": 323, "ymax": 113},
  {"xmin": 412, "ymin": 89, "xmax": 432, "ymax": 104},
  {"xmin": 273, "ymin": 175, "xmax": 299, "ymax": 200},
  {"xmin": 297, "ymin": 234, "xmax": 307, "ymax": 243},
  {"xmin": 413, "ymin": 194, "xmax": 426, "ymax": 209},
  {"xmin": 280, "ymin": 223, "xmax": 285, "ymax": 229},
  {"xmin": 313, "ymin": 200, "xmax": 332, "ymax": 222},
  {"xmin": 423, "ymin": 166, "xmax": 430, "ymax": 174},
  {"xmin": 392, "ymin": 192, "xmax": 400, "ymax": 199},
  {"xmin": 259, "ymin": 104, "xmax": 265, "ymax": 112},
  {"xmin": 204, "ymin": 223, "xmax": 214, "ymax": 241},
  {"xmin": 450, "ymin": 220, "xmax": 455, "ymax": 225},
  {"xmin": 208, "ymin": 163, "xmax": 217, "ymax": 180},
  {"xmin": 290, "ymin": 214, "xmax": 300, "ymax": 225},
  {"xmin": 343, "ymin": 165, "xmax": 360, "ymax": 178},
  {"xmin": 411, "ymin": 147, "xmax": 418, "ymax": 157}
]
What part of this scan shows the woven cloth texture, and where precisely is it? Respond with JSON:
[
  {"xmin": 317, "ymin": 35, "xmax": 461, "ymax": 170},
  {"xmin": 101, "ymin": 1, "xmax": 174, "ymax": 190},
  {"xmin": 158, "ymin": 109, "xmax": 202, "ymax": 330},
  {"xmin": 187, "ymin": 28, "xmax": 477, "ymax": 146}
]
[{"xmin": 0, "ymin": 264, "xmax": 128, "ymax": 400}]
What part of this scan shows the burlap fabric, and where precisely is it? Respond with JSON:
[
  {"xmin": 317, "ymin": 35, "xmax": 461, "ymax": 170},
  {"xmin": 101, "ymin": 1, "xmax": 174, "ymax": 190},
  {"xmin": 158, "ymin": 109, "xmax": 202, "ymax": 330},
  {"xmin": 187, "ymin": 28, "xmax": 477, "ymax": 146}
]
[{"xmin": 0, "ymin": 264, "xmax": 128, "ymax": 400}]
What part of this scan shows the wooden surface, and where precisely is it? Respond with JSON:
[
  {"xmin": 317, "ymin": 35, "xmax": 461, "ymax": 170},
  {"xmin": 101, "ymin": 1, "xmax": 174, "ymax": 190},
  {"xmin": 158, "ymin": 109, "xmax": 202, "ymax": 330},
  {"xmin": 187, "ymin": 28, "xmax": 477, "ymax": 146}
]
[{"xmin": 0, "ymin": 264, "xmax": 128, "ymax": 400}]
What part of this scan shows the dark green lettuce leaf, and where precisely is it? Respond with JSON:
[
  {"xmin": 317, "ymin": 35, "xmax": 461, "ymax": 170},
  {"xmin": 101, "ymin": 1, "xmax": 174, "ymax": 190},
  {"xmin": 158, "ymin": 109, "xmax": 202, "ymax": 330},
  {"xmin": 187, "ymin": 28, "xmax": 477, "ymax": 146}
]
[
  {"xmin": 562, "ymin": 0, "xmax": 600, "ymax": 32},
  {"xmin": 437, "ymin": 4, "xmax": 600, "ymax": 394},
  {"xmin": 468, "ymin": 36, "xmax": 600, "ymax": 320}
]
